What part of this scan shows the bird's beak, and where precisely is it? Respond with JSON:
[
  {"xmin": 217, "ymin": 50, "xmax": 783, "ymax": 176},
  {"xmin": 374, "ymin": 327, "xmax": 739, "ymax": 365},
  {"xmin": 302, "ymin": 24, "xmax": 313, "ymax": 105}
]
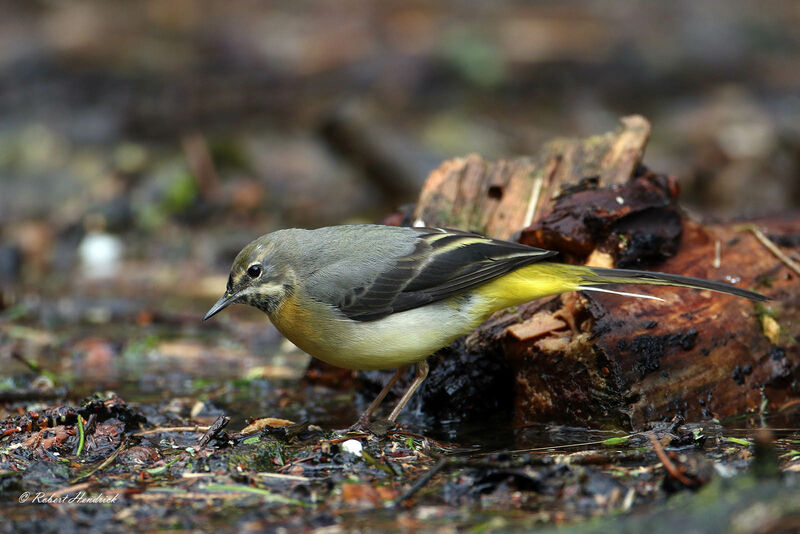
[{"xmin": 203, "ymin": 292, "xmax": 237, "ymax": 321}]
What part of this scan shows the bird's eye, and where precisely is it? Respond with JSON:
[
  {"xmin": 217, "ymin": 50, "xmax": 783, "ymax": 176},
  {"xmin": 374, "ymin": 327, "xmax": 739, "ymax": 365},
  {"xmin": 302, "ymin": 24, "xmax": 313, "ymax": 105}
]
[{"xmin": 247, "ymin": 264, "xmax": 262, "ymax": 278}]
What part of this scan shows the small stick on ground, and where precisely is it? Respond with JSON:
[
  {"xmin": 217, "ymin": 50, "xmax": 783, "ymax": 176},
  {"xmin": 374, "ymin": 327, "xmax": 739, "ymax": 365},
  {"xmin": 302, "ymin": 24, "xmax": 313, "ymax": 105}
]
[
  {"xmin": 83, "ymin": 413, "xmax": 98, "ymax": 436},
  {"xmin": 198, "ymin": 415, "xmax": 230, "ymax": 448},
  {"xmin": 393, "ymin": 456, "xmax": 448, "ymax": 507},
  {"xmin": 71, "ymin": 438, "xmax": 128, "ymax": 483},
  {"xmin": 648, "ymin": 432, "xmax": 697, "ymax": 488},
  {"xmin": 737, "ymin": 224, "xmax": 800, "ymax": 276},
  {"xmin": 277, "ymin": 455, "xmax": 316, "ymax": 473},
  {"xmin": 49, "ymin": 481, "xmax": 93, "ymax": 499},
  {"xmin": 11, "ymin": 349, "xmax": 43, "ymax": 374}
]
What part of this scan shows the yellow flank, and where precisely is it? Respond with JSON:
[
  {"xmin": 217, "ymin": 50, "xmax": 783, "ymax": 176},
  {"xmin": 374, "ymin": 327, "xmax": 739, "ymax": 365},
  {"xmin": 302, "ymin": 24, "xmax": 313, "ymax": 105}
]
[{"xmin": 470, "ymin": 263, "xmax": 585, "ymax": 316}]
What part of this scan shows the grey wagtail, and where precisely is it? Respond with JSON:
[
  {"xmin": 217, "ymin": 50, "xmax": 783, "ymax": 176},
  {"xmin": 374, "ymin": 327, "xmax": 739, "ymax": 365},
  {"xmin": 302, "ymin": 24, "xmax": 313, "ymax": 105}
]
[{"xmin": 203, "ymin": 224, "xmax": 767, "ymax": 428}]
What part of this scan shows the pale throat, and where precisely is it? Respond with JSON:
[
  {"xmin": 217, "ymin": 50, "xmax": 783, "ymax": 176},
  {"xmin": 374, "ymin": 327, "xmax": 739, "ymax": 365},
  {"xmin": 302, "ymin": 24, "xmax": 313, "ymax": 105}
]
[{"xmin": 240, "ymin": 281, "xmax": 288, "ymax": 315}]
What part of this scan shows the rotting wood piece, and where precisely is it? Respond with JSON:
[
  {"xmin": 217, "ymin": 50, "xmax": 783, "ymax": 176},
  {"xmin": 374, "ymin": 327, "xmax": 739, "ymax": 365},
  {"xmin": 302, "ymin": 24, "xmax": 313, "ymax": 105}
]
[
  {"xmin": 519, "ymin": 168, "xmax": 683, "ymax": 267},
  {"xmin": 501, "ymin": 217, "xmax": 799, "ymax": 429},
  {"xmin": 413, "ymin": 115, "xmax": 651, "ymax": 239}
]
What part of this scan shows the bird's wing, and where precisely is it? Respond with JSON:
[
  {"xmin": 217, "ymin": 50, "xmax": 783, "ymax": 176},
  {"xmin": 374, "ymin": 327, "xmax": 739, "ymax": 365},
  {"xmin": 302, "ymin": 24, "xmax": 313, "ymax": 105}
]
[{"xmin": 329, "ymin": 228, "xmax": 557, "ymax": 321}]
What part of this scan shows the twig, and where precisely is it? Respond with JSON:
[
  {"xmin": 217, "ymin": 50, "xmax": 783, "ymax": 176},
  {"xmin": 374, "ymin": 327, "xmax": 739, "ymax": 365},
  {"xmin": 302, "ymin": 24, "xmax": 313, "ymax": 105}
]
[
  {"xmin": 203, "ymin": 484, "xmax": 306, "ymax": 505},
  {"xmin": 277, "ymin": 455, "xmax": 316, "ymax": 473},
  {"xmin": 393, "ymin": 457, "xmax": 448, "ymax": 507},
  {"xmin": 131, "ymin": 491, "xmax": 216, "ymax": 502},
  {"xmin": 198, "ymin": 415, "xmax": 230, "ymax": 448},
  {"xmin": 49, "ymin": 481, "xmax": 93, "ymax": 498},
  {"xmin": 84, "ymin": 414, "xmax": 98, "ymax": 436},
  {"xmin": 11, "ymin": 349, "xmax": 43, "ymax": 374},
  {"xmin": 256, "ymin": 472, "xmax": 311, "ymax": 483},
  {"xmin": 621, "ymin": 487, "xmax": 636, "ymax": 511},
  {"xmin": 2, "ymin": 426, "xmax": 22, "ymax": 439},
  {"xmin": 522, "ymin": 176, "xmax": 544, "ymax": 228},
  {"xmin": 10, "ymin": 344, "xmax": 59, "ymax": 385},
  {"xmin": 181, "ymin": 472, "xmax": 214, "ymax": 479},
  {"xmin": 361, "ymin": 450, "xmax": 396, "ymax": 477},
  {"xmin": 737, "ymin": 224, "xmax": 800, "ymax": 276},
  {"xmin": 329, "ymin": 434, "xmax": 368, "ymax": 444},
  {"xmin": 467, "ymin": 433, "xmax": 642, "ymax": 457},
  {"xmin": 70, "ymin": 438, "xmax": 128, "ymax": 483},
  {"xmin": 778, "ymin": 399, "xmax": 800, "ymax": 412},
  {"xmin": 647, "ymin": 432, "xmax": 696, "ymax": 488},
  {"xmin": 144, "ymin": 456, "xmax": 181, "ymax": 475}
]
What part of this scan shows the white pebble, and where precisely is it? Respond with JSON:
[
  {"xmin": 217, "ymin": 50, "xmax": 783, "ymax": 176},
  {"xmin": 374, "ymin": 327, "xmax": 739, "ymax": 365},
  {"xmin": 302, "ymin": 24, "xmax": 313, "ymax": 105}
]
[
  {"xmin": 341, "ymin": 439, "xmax": 363, "ymax": 457},
  {"xmin": 79, "ymin": 232, "xmax": 123, "ymax": 279}
]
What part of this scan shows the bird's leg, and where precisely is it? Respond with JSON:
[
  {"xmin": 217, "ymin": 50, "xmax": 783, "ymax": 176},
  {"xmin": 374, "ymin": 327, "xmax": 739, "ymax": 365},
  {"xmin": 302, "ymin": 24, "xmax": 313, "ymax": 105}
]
[
  {"xmin": 387, "ymin": 360, "xmax": 429, "ymax": 422},
  {"xmin": 350, "ymin": 365, "xmax": 407, "ymax": 430}
]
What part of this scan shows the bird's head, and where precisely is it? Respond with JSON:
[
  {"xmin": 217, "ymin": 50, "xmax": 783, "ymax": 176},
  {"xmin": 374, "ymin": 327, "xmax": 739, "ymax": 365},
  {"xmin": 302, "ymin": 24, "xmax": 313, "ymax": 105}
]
[{"xmin": 203, "ymin": 233, "xmax": 296, "ymax": 320}]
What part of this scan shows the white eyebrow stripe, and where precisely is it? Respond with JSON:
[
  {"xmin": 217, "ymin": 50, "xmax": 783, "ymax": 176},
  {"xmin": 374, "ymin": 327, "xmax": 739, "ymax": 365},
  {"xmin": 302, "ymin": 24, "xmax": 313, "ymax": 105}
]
[{"xmin": 237, "ymin": 283, "xmax": 284, "ymax": 298}]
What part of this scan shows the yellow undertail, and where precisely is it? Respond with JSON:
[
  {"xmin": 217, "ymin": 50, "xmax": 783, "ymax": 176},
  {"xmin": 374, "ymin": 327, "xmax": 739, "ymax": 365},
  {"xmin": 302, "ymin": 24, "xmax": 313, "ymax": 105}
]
[{"xmin": 471, "ymin": 262, "xmax": 766, "ymax": 319}]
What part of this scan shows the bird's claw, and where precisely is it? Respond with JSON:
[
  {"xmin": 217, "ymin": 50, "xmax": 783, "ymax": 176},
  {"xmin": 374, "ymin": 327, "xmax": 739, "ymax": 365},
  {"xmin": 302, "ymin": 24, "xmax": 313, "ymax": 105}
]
[{"xmin": 343, "ymin": 417, "xmax": 396, "ymax": 436}]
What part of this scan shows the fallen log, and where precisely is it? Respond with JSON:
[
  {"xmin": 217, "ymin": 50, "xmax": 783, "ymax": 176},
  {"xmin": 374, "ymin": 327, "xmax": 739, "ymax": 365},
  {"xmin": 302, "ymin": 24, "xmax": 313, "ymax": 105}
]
[{"xmin": 400, "ymin": 115, "xmax": 799, "ymax": 429}]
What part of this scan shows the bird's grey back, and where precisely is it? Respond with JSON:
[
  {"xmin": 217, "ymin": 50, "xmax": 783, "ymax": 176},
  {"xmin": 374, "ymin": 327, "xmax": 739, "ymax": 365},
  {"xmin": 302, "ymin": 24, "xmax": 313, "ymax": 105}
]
[{"xmin": 268, "ymin": 225, "xmax": 421, "ymax": 305}]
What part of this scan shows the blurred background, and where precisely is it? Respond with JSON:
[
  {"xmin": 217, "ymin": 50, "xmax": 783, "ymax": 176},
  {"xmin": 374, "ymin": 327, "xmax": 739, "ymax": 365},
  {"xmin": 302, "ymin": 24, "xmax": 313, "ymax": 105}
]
[{"xmin": 1, "ymin": 1, "xmax": 799, "ymax": 427}]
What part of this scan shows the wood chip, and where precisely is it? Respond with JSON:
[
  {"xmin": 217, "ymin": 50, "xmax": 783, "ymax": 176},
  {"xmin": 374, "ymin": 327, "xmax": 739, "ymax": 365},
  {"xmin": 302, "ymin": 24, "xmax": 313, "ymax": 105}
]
[
  {"xmin": 240, "ymin": 417, "xmax": 296, "ymax": 435},
  {"xmin": 585, "ymin": 249, "xmax": 616, "ymax": 268},
  {"xmin": 507, "ymin": 312, "xmax": 567, "ymax": 341},
  {"xmin": 761, "ymin": 315, "xmax": 781, "ymax": 345},
  {"xmin": 535, "ymin": 336, "xmax": 570, "ymax": 352}
]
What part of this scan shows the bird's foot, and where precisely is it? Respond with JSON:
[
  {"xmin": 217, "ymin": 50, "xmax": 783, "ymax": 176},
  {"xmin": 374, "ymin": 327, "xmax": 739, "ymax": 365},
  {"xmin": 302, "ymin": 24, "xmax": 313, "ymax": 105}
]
[
  {"xmin": 343, "ymin": 417, "xmax": 396, "ymax": 436},
  {"xmin": 344, "ymin": 415, "xmax": 372, "ymax": 433},
  {"xmin": 365, "ymin": 418, "xmax": 395, "ymax": 436}
]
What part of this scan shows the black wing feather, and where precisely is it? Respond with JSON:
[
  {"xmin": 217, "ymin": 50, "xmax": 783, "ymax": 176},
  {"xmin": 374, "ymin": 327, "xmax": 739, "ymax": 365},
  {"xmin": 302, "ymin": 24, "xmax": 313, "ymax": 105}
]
[{"xmin": 337, "ymin": 228, "xmax": 557, "ymax": 321}]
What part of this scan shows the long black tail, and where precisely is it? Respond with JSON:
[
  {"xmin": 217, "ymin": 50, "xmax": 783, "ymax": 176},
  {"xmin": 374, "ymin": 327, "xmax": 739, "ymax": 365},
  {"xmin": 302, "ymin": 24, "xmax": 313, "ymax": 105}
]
[{"xmin": 577, "ymin": 267, "xmax": 769, "ymax": 302}]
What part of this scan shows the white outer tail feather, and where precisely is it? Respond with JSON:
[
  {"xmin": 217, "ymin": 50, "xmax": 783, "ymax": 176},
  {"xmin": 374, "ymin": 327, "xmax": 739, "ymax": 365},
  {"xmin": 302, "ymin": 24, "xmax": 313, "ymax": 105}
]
[{"xmin": 576, "ymin": 286, "xmax": 665, "ymax": 302}]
